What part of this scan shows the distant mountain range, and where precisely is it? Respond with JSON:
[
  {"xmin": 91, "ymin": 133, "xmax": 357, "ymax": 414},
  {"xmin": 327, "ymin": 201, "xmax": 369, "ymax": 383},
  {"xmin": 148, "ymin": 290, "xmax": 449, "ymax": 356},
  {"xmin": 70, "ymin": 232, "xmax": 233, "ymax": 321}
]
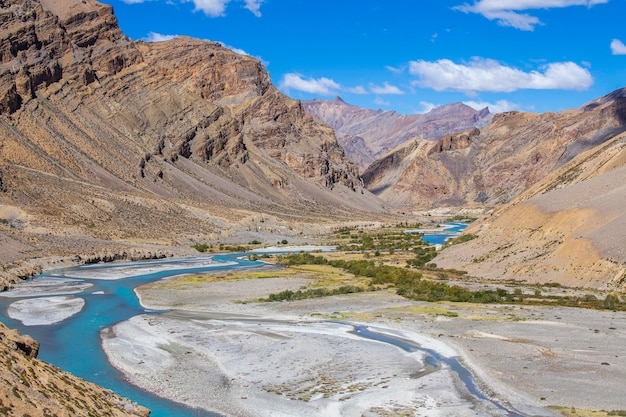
[
  {"xmin": 303, "ymin": 97, "xmax": 492, "ymax": 170},
  {"xmin": 360, "ymin": 88, "xmax": 626, "ymax": 208}
]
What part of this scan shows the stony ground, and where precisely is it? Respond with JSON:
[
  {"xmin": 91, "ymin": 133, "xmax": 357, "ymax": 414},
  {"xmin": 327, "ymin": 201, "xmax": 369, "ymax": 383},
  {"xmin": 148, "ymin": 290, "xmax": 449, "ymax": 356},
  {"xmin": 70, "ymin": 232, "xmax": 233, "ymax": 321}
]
[{"xmin": 103, "ymin": 272, "xmax": 626, "ymax": 417}]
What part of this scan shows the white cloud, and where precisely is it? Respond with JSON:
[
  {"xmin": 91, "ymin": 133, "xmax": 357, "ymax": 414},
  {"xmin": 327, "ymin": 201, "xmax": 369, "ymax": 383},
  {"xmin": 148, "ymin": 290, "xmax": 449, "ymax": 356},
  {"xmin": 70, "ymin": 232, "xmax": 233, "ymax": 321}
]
[
  {"xmin": 184, "ymin": 0, "xmax": 264, "ymax": 17},
  {"xmin": 418, "ymin": 101, "xmax": 438, "ymax": 113},
  {"xmin": 385, "ymin": 65, "xmax": 405, "ymax": 74},
  {"xmin": 348, "ymin": 86, "xmax": 368, "ymax": 94},
  {"xmin": 279, "ymin": 73, "xmax": 341, "ymax": 95},
  {"xmin": 409, "ymin": 58, "xmax": 593, "ymax": 93},
  {"xmin": 463, "ymin": 99, "xmax": 519, "ymax": 113},
  {"xmin": 611, "ymin": 39, "xmax": 626, "ymax": 55},
  {"xmin": 369, "ymin": 82, "xmax": 404, "ymax": 95},
  {"xmin": 244, "ymin": 0, "xmax": 263, "ymax": 16},
  {"xmin": 455, "ymin": 0, "xmax": 609, "ymax": 31},
  {"xmin": 144, "ymin": 32, "xmax": 179, "ymax": 42},
  {"xmin": 190, "ymin": 0, "xmax": 231, "ymax": 17},
  {"xmin": 217, "ymin": 41, "xmax": 250, "ymax": 56},
  {"xmin": 374, "ymin": 97, "xmax": 390, "ymax": 107}
]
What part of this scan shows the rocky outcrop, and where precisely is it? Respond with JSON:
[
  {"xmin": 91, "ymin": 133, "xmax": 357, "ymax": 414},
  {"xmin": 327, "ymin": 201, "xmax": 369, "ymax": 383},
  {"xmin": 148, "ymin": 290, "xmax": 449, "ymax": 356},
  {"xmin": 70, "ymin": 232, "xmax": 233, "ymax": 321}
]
[
  {"xmin": 0, "ymin": 0, "xmax": 140, "ymax": 112},
  {"xmin": 0, "ymin": 166, "xmax": 5, "ymax": 192},
  {"xmin": 362, "ymin": 88, "xmax": 626, "ymax": 208},
  {"xmin": 0, "ymin": 322, "xmax": 149, "ymax": 416},
  {"xmin": 428, "ymin": 128, "xmax": 479, "ymax": 155},
  {"xmin": 303, "ymin": 97, "xmax": 492, "ymax": 170},
  {"xmin": 0, "ymin": 322, "xmax": 39, "ymax": 357}
]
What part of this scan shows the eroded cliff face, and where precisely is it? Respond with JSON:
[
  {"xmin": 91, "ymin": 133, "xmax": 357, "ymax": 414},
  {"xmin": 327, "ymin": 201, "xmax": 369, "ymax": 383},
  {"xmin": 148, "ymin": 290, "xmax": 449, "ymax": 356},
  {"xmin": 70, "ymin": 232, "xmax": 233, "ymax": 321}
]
[
  {"xmin": 0, "ymin": 0, "xmax": 376, "ymax": 255},
  {"xmin": 0, "ymin": 322, "xmax": 149, "ymax": 416},
  {"xmin": 362, "ymin": 89, "xmax": 626, "ymax": 208}
]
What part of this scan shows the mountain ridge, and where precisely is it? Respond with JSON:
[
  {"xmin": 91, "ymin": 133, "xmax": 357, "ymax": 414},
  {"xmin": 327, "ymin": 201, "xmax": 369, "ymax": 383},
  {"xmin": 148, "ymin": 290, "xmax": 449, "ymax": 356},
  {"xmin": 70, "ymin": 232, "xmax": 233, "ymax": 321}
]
[
  {"xmin": 302, "ymin": 96, "xmax": 492, "ymax": 170},
  {"xmin": 361, "ymin": 88, "xmax": 626, "ymax": 208},
  {"xmin": 434, "ymin": 129, "xmax": 626, "ymax": 289},
  {"xmin": 0, "ymin": 0, "xmax": 387, "ymax": 268}
]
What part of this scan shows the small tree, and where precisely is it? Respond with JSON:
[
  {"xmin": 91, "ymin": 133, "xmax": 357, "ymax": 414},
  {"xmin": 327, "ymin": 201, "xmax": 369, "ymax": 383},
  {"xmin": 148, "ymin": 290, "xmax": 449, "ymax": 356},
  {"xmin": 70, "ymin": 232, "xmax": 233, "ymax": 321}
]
[{"xmin": 604, "ymin": 294, "xmax": 620, "ymax": 311}]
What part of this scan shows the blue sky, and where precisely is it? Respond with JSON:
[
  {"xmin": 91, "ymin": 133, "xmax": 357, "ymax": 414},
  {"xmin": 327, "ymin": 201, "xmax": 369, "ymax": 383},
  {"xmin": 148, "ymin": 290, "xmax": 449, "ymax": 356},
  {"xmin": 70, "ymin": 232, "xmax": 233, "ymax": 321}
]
[{"xmin": 104, "ymin": 0, "xmax": 626, "ymax": 115}]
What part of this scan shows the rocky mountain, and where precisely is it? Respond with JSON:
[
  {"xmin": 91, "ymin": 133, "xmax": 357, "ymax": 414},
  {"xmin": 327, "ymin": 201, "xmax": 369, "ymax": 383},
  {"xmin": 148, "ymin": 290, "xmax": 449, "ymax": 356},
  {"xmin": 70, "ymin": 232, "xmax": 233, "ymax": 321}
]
[
  {"xmin": 0, "ymin": 322, "xmax": 149, "ymax": 416},
  {"xmin": 434, "ymin": 127, "xmax": 626, "ymax": 290},
  {"xmin": 362, "ymin": 88, "xmax": 626, "ymax": 208},
  {"xmin": 0, "ymin": 0, "xmax": 387, "ymax": 272},
  {"xmin": 303, "ymin": 97, "xmax": 492, "ymax": 170}
]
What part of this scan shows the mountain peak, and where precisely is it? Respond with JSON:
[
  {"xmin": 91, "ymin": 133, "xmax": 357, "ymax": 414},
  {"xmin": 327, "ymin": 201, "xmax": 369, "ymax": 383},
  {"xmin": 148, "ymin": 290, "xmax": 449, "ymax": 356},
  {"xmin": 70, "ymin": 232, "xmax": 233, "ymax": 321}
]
[
  {"xmin": 580, "ymin": 86, "xmax": 626, "ymax": 111},
  {"xmin": 303, "ymin": 98, "xmax": 493, "ymax": 170}
]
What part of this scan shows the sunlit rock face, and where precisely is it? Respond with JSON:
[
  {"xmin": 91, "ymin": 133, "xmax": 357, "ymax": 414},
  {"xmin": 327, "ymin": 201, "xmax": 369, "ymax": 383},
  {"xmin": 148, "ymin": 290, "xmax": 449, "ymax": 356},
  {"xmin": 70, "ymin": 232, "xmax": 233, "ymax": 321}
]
[{"xmin": 0, "ymin": 0, "xmax": 377, "ymax": 257}]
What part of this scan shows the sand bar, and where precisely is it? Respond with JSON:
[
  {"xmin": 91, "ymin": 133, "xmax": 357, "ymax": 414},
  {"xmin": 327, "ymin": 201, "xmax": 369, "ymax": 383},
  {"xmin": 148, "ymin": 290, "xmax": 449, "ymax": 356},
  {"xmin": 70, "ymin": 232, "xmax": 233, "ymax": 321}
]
[
  {"xmin": 8, "ymin": 295, "xmax": 85, "ymax": 326},
  {"xmin": 100, "ymin": 275, "xmax": 567, "ymax": 417}
]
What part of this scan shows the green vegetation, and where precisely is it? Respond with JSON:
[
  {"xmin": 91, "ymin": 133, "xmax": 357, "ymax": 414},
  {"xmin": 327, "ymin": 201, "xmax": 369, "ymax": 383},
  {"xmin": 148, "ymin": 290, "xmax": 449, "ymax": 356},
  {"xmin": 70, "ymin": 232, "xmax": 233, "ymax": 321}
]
[
  {"xmin": 260, "ymin": 286, "xmax": 365, "ymax": 302},
  {"xmin": 266, "ymin": 252, "xmax": 626, "ymax": 311},
  {"xmin": 553, "ymin": 407, "xmax": 626, "ymax": 417},
  {"xmin": 194, "ymin": 242, "xmax": 259, "ymax": 253},
  {"xmin": 444, "ymin": 233, "xmax": 478, "ymax": 247},
  {"xmin": 332, "ymin": 226, "xmax": 429, "ymax": 253},
  {"xmin": 406, "ymin": 246, "xmax": 437, "ymax": 267},
  {"xmin": 192, "ymin": 243, "xmax": 210, "ymax": 252},
  {"xmin": 449, "ymin": 215, "xmax": 477, "ymax": 223},
  {"xmin": 0, "ymin": 218, "xmax": 7, "ymax": 225}
]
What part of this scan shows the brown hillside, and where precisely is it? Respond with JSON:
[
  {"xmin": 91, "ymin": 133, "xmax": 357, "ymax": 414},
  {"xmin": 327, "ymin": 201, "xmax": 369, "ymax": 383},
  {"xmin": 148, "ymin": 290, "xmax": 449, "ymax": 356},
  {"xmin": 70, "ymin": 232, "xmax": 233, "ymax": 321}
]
[
  {"xmin": 0, "ymin": 0, "xmax": 386, "ymax": 279},
  {"xmin": 362, "ymin": 88, "xmax": 626, "ymax": 208},
  {"xmin": 434, "ymin": 131, "xmax": 626, "ymax": 289},
  {"xmin": 0, "ymin": 322, "xmax": 149, "ymax": 416}
]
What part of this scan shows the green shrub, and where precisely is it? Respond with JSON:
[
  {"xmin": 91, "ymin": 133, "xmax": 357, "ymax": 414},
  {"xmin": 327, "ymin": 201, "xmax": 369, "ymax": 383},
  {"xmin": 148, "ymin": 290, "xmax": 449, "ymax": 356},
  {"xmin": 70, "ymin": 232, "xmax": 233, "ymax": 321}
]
[{"xmin": 192, "ymin": 243, "xmax": 210, "ymax": 252}]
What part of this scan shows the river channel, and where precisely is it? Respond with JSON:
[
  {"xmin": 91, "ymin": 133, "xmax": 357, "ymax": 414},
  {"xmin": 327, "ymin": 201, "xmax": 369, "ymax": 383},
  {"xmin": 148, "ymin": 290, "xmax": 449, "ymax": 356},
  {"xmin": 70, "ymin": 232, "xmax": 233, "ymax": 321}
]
[{"xmin": 0, "ymin": 230, "xmax": 532, "ymax": 416}]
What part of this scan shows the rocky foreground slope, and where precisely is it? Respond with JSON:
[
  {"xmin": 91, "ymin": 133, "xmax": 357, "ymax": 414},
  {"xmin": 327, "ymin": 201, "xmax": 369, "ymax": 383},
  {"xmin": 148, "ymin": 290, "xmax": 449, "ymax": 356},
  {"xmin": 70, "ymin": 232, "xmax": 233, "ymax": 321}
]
[
  {"xmin": 0, "ymin": 0, "xmax": 387, "ymax": 281},
  {"xmin": 303, "ymin": 97, "xmax": 492, "ymax": 170},
  {"xmin": 0, "ymin": 322, "xmax": 149, "ymax": 416},
  {"xmin": 362, "ymin": 88, "xmax": 626, "ymax": 208}
]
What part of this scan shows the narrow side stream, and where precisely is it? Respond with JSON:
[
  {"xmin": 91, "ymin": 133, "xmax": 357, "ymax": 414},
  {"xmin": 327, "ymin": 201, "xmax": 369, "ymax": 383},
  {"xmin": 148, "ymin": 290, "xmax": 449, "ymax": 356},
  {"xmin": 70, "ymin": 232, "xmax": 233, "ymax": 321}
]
[{"xmin": 351, "ymin": 324, "xmax": 526, "ymax": 417}]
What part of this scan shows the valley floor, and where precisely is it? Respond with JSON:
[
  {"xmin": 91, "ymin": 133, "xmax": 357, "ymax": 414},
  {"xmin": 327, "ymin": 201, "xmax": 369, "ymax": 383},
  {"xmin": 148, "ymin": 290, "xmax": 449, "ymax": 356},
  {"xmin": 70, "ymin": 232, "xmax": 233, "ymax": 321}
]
[{"xmin": 102, "ymin": 274, "xmax": 626, "ymax": 417}]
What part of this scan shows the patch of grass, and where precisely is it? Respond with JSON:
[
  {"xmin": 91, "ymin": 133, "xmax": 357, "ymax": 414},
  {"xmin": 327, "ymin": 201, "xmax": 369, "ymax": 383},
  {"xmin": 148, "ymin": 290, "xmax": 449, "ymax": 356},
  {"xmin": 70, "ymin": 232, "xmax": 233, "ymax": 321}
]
[
  {"xmin": 551, "ymin": 406, "xmax": 626, "ymax": 417},
  {"xmin": 384, "ymin": 304, "xmax": 461, "ymax": 318},
  {"xmin": 444, "ymin": 233, "xmax": 478, "ymax": 246},
  {"xmin": 192, "ymin": 243, "xmax": 210, "ymax": 252},
  {"xmin": 259, "ymin": 285, "xmax": 366, "ymax": 302}
]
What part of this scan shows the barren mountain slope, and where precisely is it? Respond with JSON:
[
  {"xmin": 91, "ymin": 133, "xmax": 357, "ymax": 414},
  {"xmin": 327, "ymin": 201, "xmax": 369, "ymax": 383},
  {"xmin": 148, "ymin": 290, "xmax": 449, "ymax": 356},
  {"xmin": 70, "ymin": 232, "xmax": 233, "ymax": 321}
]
[
  {"xmin": 0, "ymin": 0, "xmax": 386, "ymax": 272},
  {"xmin": 303, "ymin": 97, "xmax": 491, "ymax": 170},
  {"xmin": 434, "ymin": 131, "xmax": 626, "ymax": 289},
  {"xmin": 362, "ymin": 88, "xmax": 626, "ymax": 208},
  {"xmin": 0, "ymin": 322, "xmax": 149, "ymax": 416}
]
